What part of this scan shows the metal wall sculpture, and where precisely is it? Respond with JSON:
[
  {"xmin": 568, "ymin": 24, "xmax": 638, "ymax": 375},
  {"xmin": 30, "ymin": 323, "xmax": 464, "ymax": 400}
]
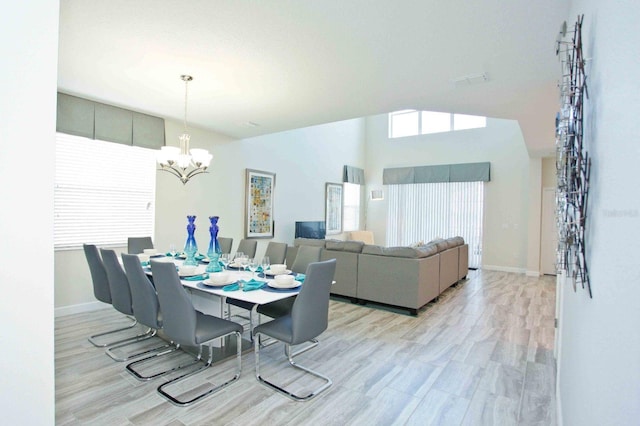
[{"xmin": 555, "ymin": 14, "xmax": 592, "ymax": 297}]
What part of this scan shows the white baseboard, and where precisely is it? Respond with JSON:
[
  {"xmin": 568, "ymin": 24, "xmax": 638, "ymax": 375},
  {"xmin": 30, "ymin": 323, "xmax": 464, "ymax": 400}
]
[
  {"xmin": 482, "ymin": 265, "xmax": 527, "ymax": 274},
  {"xmin": 55, "ymin": 301, "xmax": 107, "ymax": 317},
  {"xmin": 526, "ymin": 270, "xmax": 541, "ymax": 277}
]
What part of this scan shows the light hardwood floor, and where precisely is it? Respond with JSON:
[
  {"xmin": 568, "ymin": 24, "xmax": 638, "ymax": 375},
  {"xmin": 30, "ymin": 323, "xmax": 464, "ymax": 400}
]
[{"xmin": 55, "ymin": 269, "xmax": 557, "ymax": 425}]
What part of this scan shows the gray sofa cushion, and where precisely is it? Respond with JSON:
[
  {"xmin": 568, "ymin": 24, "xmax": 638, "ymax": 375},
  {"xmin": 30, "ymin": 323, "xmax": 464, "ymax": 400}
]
[
  {"xmin": 447, "ymin": 236, "xmax": 465, "ymax": 248},
  {"xmin": 294, "ymin": 238, "xmax": 327, "ymax": 248},
  {"xmin": 361, "ymin": 244, "xmax": 436, "ymax": 258},
  {"xmin": 325, "ymin": 240, "xmax": 365, "ymax": 253},
  {"xmin": 428, "ymin": 238, "xmax": 450, "ymax": 252}
]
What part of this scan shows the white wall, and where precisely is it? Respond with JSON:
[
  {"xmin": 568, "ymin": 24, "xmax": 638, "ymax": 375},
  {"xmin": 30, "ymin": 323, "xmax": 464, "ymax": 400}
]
[
  {"xmin": 155, "ymin": 116, "xmax": 366, "ymax": 259},
  {"xmin": 0, "ymin": 1, "xmax": 58, "ymax": 423},
  {"xmin": 364, "ymin": 115, "xmax": 532, "ymax": 272},
  {"xmin": 556, "ymin": 2, "xmax": 640, "ymax": 425},
  {"xmin": 55, "ymin": 117, "xmax": 365, "ymax": 310}
]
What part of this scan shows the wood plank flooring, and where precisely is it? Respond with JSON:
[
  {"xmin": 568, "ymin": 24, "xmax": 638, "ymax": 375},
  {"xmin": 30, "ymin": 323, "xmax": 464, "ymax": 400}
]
[{"xmin": 55, "ymin": 269, "xmax": 557, "ymax": 425}]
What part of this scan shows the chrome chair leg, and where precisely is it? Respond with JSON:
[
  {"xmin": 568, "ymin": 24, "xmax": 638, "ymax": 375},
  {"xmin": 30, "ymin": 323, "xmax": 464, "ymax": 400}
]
[
  {"xmin": 157, "ymin": 331, "xmax": 243, "ymax": 406},
  {"xmin": 254, "ymin": 333, "xmax": 331, "ymax": 402},
  {"xmin": 105, "ymin": 328, "xmax": 173, "ymax": 362},
  {"xmin": 88, "ymin": 316, "xmax": 138, "ymax": 347},
  {"xmin": 125, "ymin": 343, "xmax": 200, "ymax": 381}
]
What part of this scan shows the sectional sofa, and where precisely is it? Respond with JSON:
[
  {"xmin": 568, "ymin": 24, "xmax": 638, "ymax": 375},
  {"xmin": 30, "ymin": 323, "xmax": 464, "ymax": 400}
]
[{"xmin": 286, "ymin": 236, "xmax": 469, "ymax": 315}]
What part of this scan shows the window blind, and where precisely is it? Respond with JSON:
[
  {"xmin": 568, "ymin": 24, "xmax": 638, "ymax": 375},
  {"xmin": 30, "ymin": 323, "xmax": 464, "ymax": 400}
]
[
  {"xmin": 386, "ymin": 181, "xmax": 483, "ymax": 268},
  {"xmin": 343, "ymin": 165, "xmax": 365, "ymax": 185},
  {"xmin": 54, "ymin": 133, "xmax": 156, "ymax": 249},
  {"xmin": 383, "ymin": 162, "xmax": 490, "ymax": 185},
  {"xmin": 56, "ymin": 93, "xmax": 166, "ymax": 149}
]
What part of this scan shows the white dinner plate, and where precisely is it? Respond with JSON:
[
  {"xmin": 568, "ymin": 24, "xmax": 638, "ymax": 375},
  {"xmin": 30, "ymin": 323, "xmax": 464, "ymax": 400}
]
[
  {"xmin": 267, "ymin": 280, "xmax": 301, "ymax": 289},
  {"xmin": 202, "ymin": 277, "xmax": 236, "ymax": 287},
  {"xmin": 178, "ymin": 270, "xmax": 203, "ymax": 277},
  {"xmin": 265, "ymin": 269, "xmax": 292, "ymax": 276}
]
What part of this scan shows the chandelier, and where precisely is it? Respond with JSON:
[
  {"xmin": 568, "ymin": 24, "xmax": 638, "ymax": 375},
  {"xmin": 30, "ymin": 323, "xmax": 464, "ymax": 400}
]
[{"xmin": 157, "ymin": 75, "xmax": 212, "ymax": 185}]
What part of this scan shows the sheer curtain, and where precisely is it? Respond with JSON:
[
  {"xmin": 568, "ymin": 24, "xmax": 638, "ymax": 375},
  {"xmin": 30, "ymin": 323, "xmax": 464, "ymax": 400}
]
[{"xmin": 386, "ymin": 181, "xmax": 483, "ymax": 268}]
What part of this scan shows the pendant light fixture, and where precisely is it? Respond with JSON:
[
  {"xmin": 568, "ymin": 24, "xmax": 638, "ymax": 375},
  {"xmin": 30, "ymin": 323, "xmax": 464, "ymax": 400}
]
[{"xmin": 157, "ymin": 75, "xmax": 212, "ymax": 184}]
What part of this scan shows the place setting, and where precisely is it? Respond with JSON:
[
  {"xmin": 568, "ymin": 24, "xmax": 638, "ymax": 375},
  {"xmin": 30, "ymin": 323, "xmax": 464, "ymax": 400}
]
[
  {"xmin": 177, "ymin": 264, "xmax": 209, "ymax": 282},
  {"xmin": 199, "ymin": 271, "xmax": 236, "ymax": 288},
  {"xmin": 263, "ymin": 273, "xmax": 305, "ymax": 293}
]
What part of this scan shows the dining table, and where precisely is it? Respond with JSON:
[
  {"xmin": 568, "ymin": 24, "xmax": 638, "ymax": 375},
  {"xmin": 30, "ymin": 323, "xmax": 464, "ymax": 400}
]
[{"xmin": 144, "ymin": 255, "xmax": 302, "ymax": 360}]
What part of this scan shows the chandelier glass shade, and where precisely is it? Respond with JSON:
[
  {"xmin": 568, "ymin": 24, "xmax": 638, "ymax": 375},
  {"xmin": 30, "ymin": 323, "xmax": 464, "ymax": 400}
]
[{"xmin": 157, "ymin": 75, "xmax": 212, "ymax": 185}]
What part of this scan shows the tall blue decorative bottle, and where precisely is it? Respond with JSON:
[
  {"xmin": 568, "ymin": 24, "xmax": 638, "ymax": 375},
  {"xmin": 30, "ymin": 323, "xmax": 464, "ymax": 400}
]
[
  {"xmin": 183, "ymin": 215, "xmax": 198, "ymax": 266},
  {"xmin": 206, "ymin": 216, "xmax": 223, "ymax": 272}
]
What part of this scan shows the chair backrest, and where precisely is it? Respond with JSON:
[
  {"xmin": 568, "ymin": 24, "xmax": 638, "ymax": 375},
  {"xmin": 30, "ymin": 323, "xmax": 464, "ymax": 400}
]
[
  {"xmin": 151, "ymin": 260, "xmax": 197, "ymax": 346},
  {"xmin": 128, "ymin": 237, "xmax": 154, "ymax": 254},
  {"xmin": 218, "ymin": 237, "xmax": 233, "ymax": 255},
  {"xmin": 237, "ymin": 239, "xmax": 257, "ymax": 258},
  {"xmin": 100, "ymin": 248, "xmax": 134, "ymax": 316},
  {"xmin": 122, "ymin": 253, "xmax": 161, "ymax": 329},
  {"xmin": 264, "ymin": 241, "xmax": 287, "ymax": 264},
  {"xmin": 290, "ymin": 259, "xmax": 336, "ymax": 345},
  {"xmin": 83, "ymin": 244, "xmax": 111, "ymax": 304},
  {"xmin": 291, "ymin": 245, "xmax": 322, "ymax": 274}
]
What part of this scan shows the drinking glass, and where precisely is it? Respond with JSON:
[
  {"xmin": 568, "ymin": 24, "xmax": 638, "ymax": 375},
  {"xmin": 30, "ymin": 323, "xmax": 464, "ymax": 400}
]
[
  {"xmin": 219, "ymin": 253, "xmax": 230, "ymax": 270},
  {"xmin": 260, "ymin": 256, "xmax": 270, "ymax": 278},
  {"xmin": 248, "ymin": 257, "xmax": 259, "ymax": 279},
  {"xmin": 169, "ymin": 243, "xmax": 177, "ymax": 257},
  {"xmin": 233, "ymin": 252, "xmax": 244, "ymax": 269},
  {"xmin": 239, "ymin": 255, "xmax": 249, "ymax": 275}
]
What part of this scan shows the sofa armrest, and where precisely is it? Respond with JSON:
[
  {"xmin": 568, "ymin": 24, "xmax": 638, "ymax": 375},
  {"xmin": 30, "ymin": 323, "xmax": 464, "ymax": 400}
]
[{"xmin": 458, "ymin": 244, "xmax": 469, "ymax": 280}]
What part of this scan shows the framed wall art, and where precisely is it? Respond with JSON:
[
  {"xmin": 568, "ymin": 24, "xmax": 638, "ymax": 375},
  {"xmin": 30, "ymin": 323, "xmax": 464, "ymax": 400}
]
[
  {"xmin": 245, "ymin": 169, "xmax": 275, "ymax": 238},
  {"xmin": 325, "ymin": 182, "xmax": 343, "ymax": 235}
]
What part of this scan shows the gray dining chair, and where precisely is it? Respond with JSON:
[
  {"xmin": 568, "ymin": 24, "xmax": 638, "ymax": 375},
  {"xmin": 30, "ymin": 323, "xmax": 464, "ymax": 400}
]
[
  {"xmin": 290, "ymin": 245, "xmax": 322, "ymax": 274},
  {"xmin": 236, "ymin": 238, "xmax": 257, "ymax": 258},
  {"xmin": 127, "ymin": 236, "xmax": 154, "ymax": 254},
  {"xmin": 255, "ymin": 245, "xmax": 322, "ymax": 342},
  {"xmin": 253, "ymin": 245, "xmax": 324, "ymax": 325},
  {"xmin": 100, "ymin": 249, "xmax": 157, "ymax": 361},
  {"xmin": 150, "ymin": 260, "xmax": 244, "ymax": 406},
  {"xmin": 121, "ymin": 253, "xmax": 196, "ymax": 380},
  {"xmin": 84, "ymin": 244, "xmax": 137, "ymax": 347},
  {"xmin": 264, "ymin": 241, "xmax": 287, "ymax": 265},
  {"xmin": 253, "ymin": 259, "xmax": 336, "ymax": 401},
  {"xmin": 218, "ymin": 237, "xmax": 233, "ymax": 255}
]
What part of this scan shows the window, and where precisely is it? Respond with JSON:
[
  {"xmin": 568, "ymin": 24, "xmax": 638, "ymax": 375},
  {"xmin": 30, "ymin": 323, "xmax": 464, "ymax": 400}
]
[
  {"xmin": 386, "ymin": 181, "xmax": 484, "ymax": 268},
  {"xmin": 453, "ymin": 113, "xmax": 487, "ymax": 131},
  {"xmin": 389, "ymin": 110, "xmax": 486, "ymax": 138},
  {"xmin": 342, "ymin": 182, "xmax": 361, "ymax": 232},
  {"xmin": 54, "ymin": 133, "xmax": 157, "ymax": 249},
  {"xmin": 388, "ymin": 110, "xmax": 419, "ymax": 138},
  {"xmin": 421, "ymin": 111, "xmax": 451, "ymax": 134}
]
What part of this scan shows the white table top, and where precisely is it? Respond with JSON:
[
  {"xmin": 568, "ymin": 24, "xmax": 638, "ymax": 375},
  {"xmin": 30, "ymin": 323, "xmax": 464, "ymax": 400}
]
[{"xmin": 149, "ymin": 257, "xmax": 299, "ymax": 305}]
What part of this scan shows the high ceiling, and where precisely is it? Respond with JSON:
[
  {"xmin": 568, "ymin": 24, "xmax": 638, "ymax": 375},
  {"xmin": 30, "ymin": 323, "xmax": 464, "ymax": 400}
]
[{"xmin": 58, "ymin": 0, "xmax": 570, "ymax": 156}]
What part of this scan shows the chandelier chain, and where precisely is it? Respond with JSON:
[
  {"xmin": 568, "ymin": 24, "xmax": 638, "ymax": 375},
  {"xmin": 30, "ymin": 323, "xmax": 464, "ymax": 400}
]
[{"xmin": 181, "ymin": 75, "xmax": 192, "ymax": 133}]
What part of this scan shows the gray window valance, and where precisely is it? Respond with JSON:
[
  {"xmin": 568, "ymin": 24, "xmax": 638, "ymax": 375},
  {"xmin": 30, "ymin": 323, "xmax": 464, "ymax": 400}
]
[
  {"xmin": 343, "ymin": 165, "xmax": 365, "ymax": 185},
  {"xmin": 383, "ymin": 162, "xmax": 490, "ymax": 184},
  {"xmin": 56, "ymin": 92, "xmax": 165, "ymax": 149}
]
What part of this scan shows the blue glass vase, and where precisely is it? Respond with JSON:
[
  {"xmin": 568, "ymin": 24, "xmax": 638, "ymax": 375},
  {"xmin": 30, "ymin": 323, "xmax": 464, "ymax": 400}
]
[
  {"xmin": 183, "ymin": 215, "xmax": 198, "ymax": 266},
  {"xmin": 206, "ymin": 216, "xmax": 223, "ymax": 273}
]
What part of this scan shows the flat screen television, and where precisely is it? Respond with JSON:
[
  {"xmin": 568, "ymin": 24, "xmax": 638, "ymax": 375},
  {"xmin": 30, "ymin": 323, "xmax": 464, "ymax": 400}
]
[{"xmin": 295, "ymin": 221, "xmax": 326, "ymax": 239}]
